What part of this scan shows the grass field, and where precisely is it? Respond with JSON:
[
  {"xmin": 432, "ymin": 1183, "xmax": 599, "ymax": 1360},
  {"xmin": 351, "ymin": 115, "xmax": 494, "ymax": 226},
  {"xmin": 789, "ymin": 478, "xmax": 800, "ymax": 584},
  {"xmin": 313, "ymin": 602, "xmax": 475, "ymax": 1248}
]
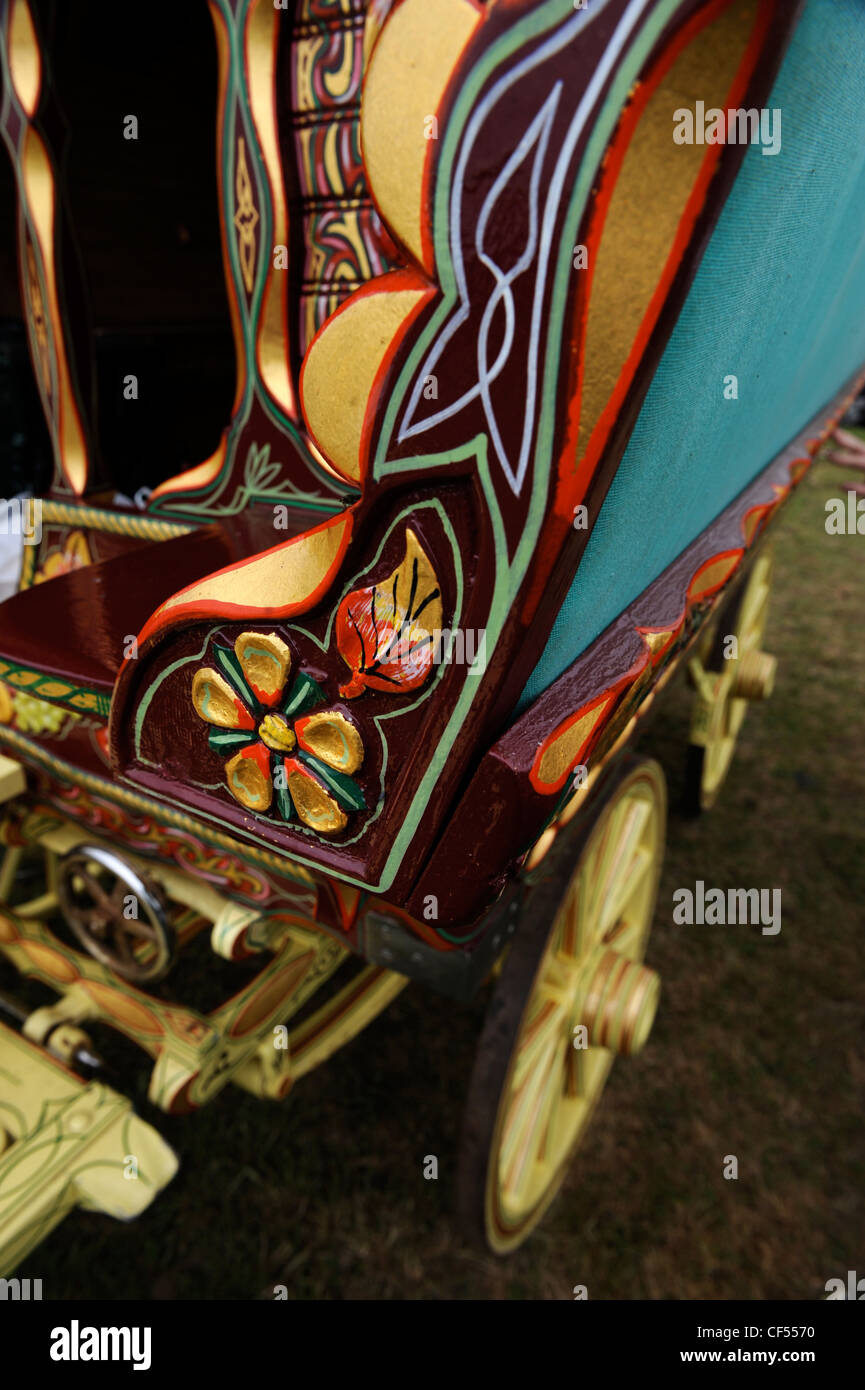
[{"xmin": 13, "ymin": 447, "xmax": 865, "ymax": 1300}]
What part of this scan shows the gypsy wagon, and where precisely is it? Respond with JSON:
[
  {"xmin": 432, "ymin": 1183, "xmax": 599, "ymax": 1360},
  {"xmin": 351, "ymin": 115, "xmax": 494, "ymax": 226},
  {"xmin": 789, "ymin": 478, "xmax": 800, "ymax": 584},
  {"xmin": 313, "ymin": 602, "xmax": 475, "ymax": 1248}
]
[{"xmin": 0, "ymin": 0, "xmax": 864, "ymax": 1264}]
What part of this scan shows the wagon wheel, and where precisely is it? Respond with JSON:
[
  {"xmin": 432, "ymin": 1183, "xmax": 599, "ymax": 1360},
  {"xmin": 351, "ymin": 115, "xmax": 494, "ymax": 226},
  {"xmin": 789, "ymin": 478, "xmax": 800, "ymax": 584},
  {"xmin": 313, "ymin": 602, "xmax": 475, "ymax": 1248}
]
[
  {"xmin": 458, "ymin": 757, "xmax": 666, "ymax": 1254},
  {"xmin": 57, "ymin": 844, "xmax": 175, "ymax": 983},
  {"xmin": 685, "ymin": 548, "xmax": 777, "ymax": 813}
]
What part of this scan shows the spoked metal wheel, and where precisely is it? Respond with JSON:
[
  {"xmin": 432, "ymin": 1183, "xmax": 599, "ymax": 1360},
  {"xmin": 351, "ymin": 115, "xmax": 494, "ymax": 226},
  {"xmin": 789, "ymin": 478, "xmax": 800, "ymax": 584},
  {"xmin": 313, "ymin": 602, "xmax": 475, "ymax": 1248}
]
[
  {"xmin": 56, "ymin": 844, "xmax": 176, "ymax": 983},
  {"xmin": 458, "ymin": 757, "xmax": 666, "ymax": 1254},
  {"xmin": 685, "ymin": 548, "xmax": 777, "ymax": 812}
]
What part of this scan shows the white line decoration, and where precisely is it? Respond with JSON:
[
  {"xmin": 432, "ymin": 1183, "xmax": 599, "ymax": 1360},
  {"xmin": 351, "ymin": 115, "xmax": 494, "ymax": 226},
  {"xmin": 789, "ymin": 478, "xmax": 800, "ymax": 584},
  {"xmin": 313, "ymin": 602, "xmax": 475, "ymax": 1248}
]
[{"xmin": 397, "ymin": 0, "xmax": 651, "ymax": 498}]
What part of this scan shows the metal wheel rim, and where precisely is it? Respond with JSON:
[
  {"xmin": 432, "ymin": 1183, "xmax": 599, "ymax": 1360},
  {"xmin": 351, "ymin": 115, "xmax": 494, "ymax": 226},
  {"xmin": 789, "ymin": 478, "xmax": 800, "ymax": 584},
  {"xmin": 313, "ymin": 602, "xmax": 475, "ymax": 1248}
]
[{"xmin": 57, "ymin": 845, "xmax": 174, "ymax": 982}]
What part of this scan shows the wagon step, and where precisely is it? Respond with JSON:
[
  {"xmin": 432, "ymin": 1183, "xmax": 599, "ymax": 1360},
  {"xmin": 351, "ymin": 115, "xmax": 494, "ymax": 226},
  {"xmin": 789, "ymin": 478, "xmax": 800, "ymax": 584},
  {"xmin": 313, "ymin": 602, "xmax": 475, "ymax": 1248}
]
[{"xmin": 0, "ymin": 1019, "xmax": 178, "ymax": 1276}]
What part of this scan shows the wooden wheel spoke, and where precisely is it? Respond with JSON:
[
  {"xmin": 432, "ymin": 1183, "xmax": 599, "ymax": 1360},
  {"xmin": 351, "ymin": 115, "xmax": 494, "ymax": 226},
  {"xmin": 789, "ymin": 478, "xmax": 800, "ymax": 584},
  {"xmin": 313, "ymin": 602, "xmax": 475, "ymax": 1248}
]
[
  {"xmin": 601, "ymin": 914, "xmax": 637, "ymax": 954},
  {"xmin": 739, "ymin": 572, "xmax": 770, "ymax": 642},
  {"xmin": 118, "ymin": 917, "xmax": 159, "ymax": 942},
  {"xmin": 565, "ymin": 1042, "xmax": 605, "ymax": 1101},
  {"xmin": 565, "ymin": 1039, "xmax": 586, "ymax": 1098},
  {"xmin": 596, "ymin": 816, "xmax": 645, "ymax": 917},
  {"xmin": 598, "ymin": 842, "xmax": 653, "ymax": 945},
  {"xmin": 511, "ymin": 996, "xmax": 567, "ymax": 1092},
  {"xmin": 741, "ymin": 596, "xmax": 768, "ymax": 647},
  {"xmin": 112, "ymin": 925, "xmax": 134, "ymax": 961},
  {"xmin": 579, "ymin": 832, "xmax": 608, "ymax": 951},
  {"xmin": 590, "ymin": 801, "xmax": 634, "ymax": 926},
  {"xmin": 76, "ymin": 868, "xmax": 116, "ymax": 918},
  {"xmin": 552, "ymin": 872, "xmax": 582, "ymax": 960},
  {"xmin": 540, "ymin": 951, "xmax": 572, "ymax": 995},
  {"xmin": 571, "ymin": 872, "xmax": 594, "ymax": 958},
  {"xmin": 688, "ymin": 553, "xmax": 773, "ymax": 812},
  {"xmin": 500, "ymin": 1035, "xmax": 560, "ymax": 1204},
  {"xmin": 537, "ymin": 1035, "xmax": 571, "ymax": 1163}
]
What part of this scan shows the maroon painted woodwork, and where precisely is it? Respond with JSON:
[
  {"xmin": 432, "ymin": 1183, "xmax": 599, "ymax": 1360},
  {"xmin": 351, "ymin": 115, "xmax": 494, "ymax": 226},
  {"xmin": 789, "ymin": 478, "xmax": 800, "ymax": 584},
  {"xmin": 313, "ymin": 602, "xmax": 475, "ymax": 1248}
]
[{"xmin": 105, "ymin": 0, "xmax": 803, "ymax": 910}]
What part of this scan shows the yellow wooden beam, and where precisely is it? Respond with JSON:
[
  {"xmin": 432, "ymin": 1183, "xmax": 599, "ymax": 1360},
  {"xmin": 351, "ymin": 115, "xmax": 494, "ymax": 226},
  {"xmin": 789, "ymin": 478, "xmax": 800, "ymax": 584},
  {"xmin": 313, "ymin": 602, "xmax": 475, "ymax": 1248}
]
[
  {"xmin": 0, "ymin": 754, "xmax": 26, "ymax": 805},
  {"xmin": 0, "ymin": 1021, "xmax": 178, "ymax": 1274}
]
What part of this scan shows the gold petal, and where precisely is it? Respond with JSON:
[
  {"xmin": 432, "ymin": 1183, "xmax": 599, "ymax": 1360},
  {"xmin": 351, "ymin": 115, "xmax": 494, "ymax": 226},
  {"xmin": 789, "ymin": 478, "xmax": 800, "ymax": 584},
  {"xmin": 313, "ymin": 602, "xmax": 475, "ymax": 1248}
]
[
  {"xmin": 225, "ymin": 747, "xmax": 273, "ymax": 813},
  {"xmin": 287, "ymin": 767, "xmax": 347, "ymax": 835},
  {"xmin": 192, "ymin": 668, "xmax": 255, "ymax": 729},
  {"xmin": 295, "ymin": 711, "xmax": 363, "ymax": 774},
  {"xmin": 235, "ymin": 631, "xmax": 291, "ymax": 707}
]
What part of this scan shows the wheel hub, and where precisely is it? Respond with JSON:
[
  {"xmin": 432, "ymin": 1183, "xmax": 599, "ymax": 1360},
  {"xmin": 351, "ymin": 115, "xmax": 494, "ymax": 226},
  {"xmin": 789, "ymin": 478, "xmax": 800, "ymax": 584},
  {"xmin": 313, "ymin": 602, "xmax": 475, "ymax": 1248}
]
[
  {"xmin": 57, "ymin": 845, "xmax": 176, "ymax": 983},
  {"xmin": 571, "ymin": 946, "xmax": 660, "ymax": 1057}
]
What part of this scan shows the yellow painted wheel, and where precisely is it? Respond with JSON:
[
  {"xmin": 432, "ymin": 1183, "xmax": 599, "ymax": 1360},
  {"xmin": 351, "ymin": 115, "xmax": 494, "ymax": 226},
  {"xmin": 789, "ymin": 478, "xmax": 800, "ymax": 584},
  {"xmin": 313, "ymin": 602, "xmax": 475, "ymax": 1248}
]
[
  {"xmin": 458, "ymin": 757, "xmax": 666, "ymax": 1254},
  {"xmin": 686, "ymin": 548, "xmax": 776, "ymax": 812}
]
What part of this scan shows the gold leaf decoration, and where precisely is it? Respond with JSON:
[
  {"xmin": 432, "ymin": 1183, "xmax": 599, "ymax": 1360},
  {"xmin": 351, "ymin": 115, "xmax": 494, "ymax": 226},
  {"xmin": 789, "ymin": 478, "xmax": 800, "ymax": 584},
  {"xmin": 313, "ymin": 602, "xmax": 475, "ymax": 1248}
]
[
  {"xmin": 286, "ymin": 764, "xmax": 348, "ymax": 835},
  {"xmin": 235, "ymin": 631, "xmax": 292, "ymax": 707},
  {"xmin": 295, "ymin": 710, "xmax": 364, "ymax": 774},
  {"xmin": 192, "ymin": 669, "xmax": 256, "ymax": 730}
]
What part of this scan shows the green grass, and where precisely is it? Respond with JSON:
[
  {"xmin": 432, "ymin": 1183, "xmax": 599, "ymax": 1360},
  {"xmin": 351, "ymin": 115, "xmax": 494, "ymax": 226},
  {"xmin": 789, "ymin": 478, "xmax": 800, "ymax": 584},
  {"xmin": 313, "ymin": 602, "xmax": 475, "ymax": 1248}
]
[{"xmin": 13, "ymin": 450, "xmax": 865, "ymax": 1299}]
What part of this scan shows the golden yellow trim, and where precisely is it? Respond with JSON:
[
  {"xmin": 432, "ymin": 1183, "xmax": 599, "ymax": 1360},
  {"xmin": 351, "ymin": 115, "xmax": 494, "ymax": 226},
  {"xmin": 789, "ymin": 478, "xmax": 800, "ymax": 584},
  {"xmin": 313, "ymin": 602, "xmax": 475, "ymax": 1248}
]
[
  {"xmin": 248, "ymin": 0, "xmax": 297, "ymax": 418},
  {"xmin": 7, "ymin": 0, "xmax": 40, "ymax": 116},
  {"xmin": 20, "ymin": 127, "xmax": 89, "ymax": 493},
  {"xmin": 362, "ymin": 0, "xmax": 481, "ymax": 270},
  {"xmin": 148, "ymin": 441, "xmax": 227, "ymax": 505},
  {"xmin": 302, "ymin": 288, "xmax": 426, "ymax": 483},
  {"xmin": 536, "ymin": 699, "xmax": 613, "ymax": 789},
  {"xmin": 577, "ymin": 0, "xmax": 755, "ymax": 458},
  {"xmin": 37, "ymin": 500, "xmax": 192, "ymax": 540},
  {"xmin": 690, "ymin": 553, "xmax": 741, "ymax": 597},
  {"xmin": 641, "ymin": 627, "xmax": 676, "ymax": 657},
  {"xmin": 24, "ymin": 235, "xmax": 50, "ymax": 394},
  {"xmin": 149, "ymin": 512, "xmax": 350, "ymax": 628},
  {"xmin": 394, "ymin": 527, "xmax": 442, "ymax": 641},
  {"xmin": 233, "ymin": 135, "xmax": 259, "ymax": 294}
]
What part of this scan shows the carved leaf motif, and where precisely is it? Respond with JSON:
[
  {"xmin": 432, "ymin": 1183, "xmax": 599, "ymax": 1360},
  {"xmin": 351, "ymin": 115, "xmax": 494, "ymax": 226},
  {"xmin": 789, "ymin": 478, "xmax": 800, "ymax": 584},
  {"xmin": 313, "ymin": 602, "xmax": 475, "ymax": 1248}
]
[{"xmin": 336, "ymin": 529, "xmax": 442, "ymax": 699}]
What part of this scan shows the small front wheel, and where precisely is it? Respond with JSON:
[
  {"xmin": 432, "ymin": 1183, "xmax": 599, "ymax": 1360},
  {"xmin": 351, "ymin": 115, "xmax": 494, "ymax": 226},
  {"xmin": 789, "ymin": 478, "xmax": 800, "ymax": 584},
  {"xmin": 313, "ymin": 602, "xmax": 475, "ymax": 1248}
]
[
  {"xmin": 457, "ymin": 757, "xmax": 666, "ymax": 1254},
  {"xmin": 685, "ymin": 548, "xmax": 776, "ymax": 813}
]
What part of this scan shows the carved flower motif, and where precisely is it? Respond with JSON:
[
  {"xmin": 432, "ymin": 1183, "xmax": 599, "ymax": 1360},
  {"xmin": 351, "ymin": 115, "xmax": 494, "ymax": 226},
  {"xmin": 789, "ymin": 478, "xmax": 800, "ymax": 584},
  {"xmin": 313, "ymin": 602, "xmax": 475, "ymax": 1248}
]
[{"xmin": 192, "ymin": 632, "xmax": 364, "ymax": 836}]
